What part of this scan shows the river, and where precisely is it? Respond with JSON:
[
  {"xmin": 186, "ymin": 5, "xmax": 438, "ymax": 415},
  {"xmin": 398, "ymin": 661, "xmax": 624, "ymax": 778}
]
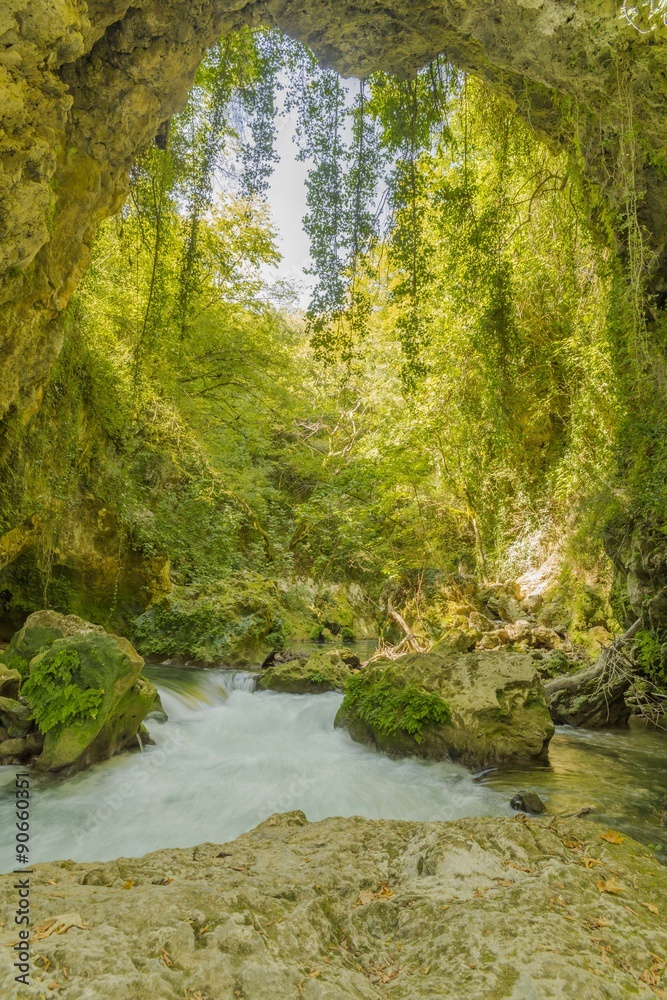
[{"xmin": 0, "ymin": 663, "xmax": 665, "ymax": 871}]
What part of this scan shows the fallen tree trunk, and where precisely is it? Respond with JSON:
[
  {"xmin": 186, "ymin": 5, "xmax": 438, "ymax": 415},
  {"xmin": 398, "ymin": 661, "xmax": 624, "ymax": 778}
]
[{"xmin": 544, "ymin": 619, "xmax": 641, "ymax": 728}]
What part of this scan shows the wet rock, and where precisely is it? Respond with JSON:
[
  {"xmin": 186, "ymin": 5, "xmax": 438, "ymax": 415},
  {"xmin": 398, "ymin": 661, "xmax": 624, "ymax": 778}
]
[
  {"xmin": 0, "ymin": 737, "xmax": 27, "ymax": 758},
  {"xmin": 259, "ymin": 647, "xmax": 358, "ymax": 694},
  {"xmin": 510, "ymin": 790, "xmax": 546, "ymax": 814},
  {"xmin": 2, "ymin": 813, "xmax": 665, "ymax": 1000},
  {"xmin": 335, "ymin": 650, "xmax": 554, "ymax": 770},
  {"xmin": 0, "ymin": 664, "xmax": 21, "ymax": 699},
  {"xmin": 146, "ymin": 689, "xmax": 168, "ymax": 723}
]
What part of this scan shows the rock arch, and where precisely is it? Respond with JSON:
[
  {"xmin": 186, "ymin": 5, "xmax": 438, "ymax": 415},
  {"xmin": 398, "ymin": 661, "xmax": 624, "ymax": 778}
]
[{"xmin": 2, "ymin": 0, "xmax": 667, "ymax": 420}]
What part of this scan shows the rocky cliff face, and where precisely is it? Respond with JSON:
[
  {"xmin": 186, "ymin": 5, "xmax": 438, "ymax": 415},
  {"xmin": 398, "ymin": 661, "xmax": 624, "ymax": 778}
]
[{"xmin": 2, "ymin": 1, "xmax": 667, "ymax": 426}]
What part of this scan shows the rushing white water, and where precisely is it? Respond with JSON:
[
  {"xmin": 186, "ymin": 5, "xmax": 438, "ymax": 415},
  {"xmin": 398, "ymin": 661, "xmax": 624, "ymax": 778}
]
[
  {"xmin": 1, "ymin": 665, "xmax": 665, "ymax": 872},
  {"xmin": 0, "ymin": 667, "xmax": 510, "ymax": 871}
]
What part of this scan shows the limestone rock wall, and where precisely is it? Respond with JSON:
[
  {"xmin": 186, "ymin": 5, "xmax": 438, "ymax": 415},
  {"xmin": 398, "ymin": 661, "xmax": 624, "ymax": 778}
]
[{"xmin": 1, "ymin": 0, "xmax": 667, "ymax": 424}]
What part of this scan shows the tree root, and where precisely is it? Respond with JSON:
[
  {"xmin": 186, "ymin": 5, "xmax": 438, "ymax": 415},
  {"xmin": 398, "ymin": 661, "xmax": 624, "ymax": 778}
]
[{"xmin": 544, "ymin": 619, "xmax": 641, "ymax": 728}]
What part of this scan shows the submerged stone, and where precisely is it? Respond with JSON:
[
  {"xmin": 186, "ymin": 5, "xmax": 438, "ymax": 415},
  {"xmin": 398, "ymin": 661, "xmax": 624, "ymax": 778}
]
[{"xmin": 510, "ymin": 790, "xmax": 547, "ymax": 814}]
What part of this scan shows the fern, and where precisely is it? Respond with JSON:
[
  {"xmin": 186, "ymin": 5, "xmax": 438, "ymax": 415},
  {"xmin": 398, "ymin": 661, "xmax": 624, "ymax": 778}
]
[
  {"xmin": 344, "ymin": 673, "xmax": 450, "ymax": 743},
  {"xmin": 22, "ymin": 646, "xmax": 105, "ymax": 734}
]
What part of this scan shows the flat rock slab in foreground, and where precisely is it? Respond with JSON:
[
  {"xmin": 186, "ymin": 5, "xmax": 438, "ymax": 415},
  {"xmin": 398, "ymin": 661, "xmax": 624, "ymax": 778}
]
[{"xmin": 2, "ymin": 815, "xmax": 666, "ymax": 999}]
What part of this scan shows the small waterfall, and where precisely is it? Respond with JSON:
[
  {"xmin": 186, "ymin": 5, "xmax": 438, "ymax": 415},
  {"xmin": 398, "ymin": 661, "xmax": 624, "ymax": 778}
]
[
  {"xmin": 217, "ymin": 670, "xmax": 257, "ymax": 694},
  {"xmin": 143, "ymin": 665, "xmax": 257, "ymax": 718}
]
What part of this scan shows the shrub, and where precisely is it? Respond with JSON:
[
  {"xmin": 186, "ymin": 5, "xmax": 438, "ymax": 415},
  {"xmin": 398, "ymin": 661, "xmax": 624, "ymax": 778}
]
[{"xmin": 634, "ymin": 627, "xmax": 667, "ymax": 689}]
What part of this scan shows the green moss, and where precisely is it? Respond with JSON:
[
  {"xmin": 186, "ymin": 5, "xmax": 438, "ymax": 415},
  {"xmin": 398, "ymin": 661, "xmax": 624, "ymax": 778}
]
[
  {"xmin": 21, "ymin": 645, "xmax": 104, "ymax": 734},
  {"xmin": 0, "ymin": 624, "xmax": 63, "ymax": 677},
  {"xmin": 342, "ymin": 671, "xmax": 450, "ymax": 744},
  {"xmin": 133, "ymin": 572, "xmax": 317, "ymax": 664}
]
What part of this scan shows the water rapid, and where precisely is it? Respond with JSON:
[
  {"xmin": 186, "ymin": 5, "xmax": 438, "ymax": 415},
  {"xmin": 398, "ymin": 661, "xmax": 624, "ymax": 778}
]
[{"xmin": 0, "ymin": 665, "xmax": 665, "ymax": 871}]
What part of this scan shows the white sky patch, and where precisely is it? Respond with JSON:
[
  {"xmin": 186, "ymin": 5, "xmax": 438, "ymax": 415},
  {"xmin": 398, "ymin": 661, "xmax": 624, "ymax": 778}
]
[
  {"xmin": 261, "ymin": 100, "xmax": 314, "ymax": 309},
  {"xmin": 260, "ymin": 75, "xmax": 358, "ymax": 310}
]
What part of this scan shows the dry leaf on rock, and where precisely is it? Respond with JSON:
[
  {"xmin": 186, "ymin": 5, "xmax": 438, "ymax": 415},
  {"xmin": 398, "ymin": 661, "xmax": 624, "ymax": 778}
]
[
  {"xmin": 600, "ymin": 831, "xmax": 624, "ymax": 845},
  {"xmin": 34, "ymin": 913, "xmax": 87, "ymax": 939},
  {"xmin": 354, "ymin": 884, "xmax": 394, "ymax": 907},
  {"xmin": 640, "ymin": 968, "xmax": 662, "ymax": 987},
  {"xmin": 641, "ymin": 902, "xmax": 659, "ymax": 915},
  {"xmin": 596, "ymin": 878, "xmax": 626, "ymax": 895}
]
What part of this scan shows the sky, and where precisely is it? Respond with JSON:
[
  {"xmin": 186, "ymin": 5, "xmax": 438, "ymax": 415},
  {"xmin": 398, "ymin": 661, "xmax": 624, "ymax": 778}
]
[
  {"xmin": 260, "ymin": 77, "xmax": 358, "ymax": 309},
  {"xmin": 265, "ymin": 107, "xmax": 313, "ymax": 300},
  {"xmin": 262, "ymin": 104, "xmax": 314, "ymax": 308}
]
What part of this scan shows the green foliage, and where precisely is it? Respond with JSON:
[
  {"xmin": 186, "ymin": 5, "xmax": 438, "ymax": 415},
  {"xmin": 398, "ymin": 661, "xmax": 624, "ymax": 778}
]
[
  {"xmin": 0, "ymin": 26, "xmax": 659, "ymax": 642},
  {"xmin": 634, "ymin": 628, "xmax": 667, "ymax": 688},
  {"xmin": 132, "ymin": 573, "xmax": 317, "ymax": 662},
  {"xmin": 344, "ymin": 671, "xmax": 451, "ymax": 743},
  {"xmin": 21, "ymin": 647, "xmax": 104, "ymax": 734}
]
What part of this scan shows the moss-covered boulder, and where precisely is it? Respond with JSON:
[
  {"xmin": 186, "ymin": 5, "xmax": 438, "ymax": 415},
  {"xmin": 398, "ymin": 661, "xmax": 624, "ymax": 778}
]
[
  {"xmin": 0, "ymin": 610, "xmax": 159, "ymax": 773},
  {"xmin": 0, "ymin": 609, "xmax": 105, "ymax": 677},
  {"xmin": 259, "ymin": 647, "xmax": 360, "ymax": 694},
  {"xmin": 335, "ymin": 650, "xmax": 554, "ymax": 770},
  {"xmin": 23, "ymin": 632, "xmax": 157, "ymax": 773}
]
